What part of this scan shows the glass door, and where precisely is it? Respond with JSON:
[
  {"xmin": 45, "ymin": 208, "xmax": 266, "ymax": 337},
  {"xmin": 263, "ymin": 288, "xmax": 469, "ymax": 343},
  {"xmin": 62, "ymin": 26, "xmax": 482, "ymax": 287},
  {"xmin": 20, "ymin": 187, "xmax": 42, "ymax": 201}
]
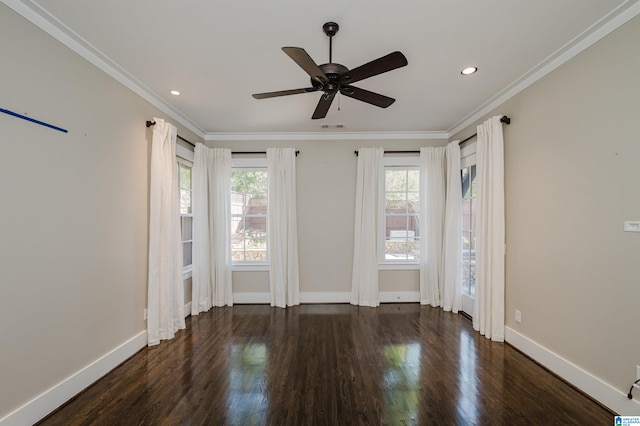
[{"xmin": 461, "ymin": 164, "xmax": 477, "ymax": 316}]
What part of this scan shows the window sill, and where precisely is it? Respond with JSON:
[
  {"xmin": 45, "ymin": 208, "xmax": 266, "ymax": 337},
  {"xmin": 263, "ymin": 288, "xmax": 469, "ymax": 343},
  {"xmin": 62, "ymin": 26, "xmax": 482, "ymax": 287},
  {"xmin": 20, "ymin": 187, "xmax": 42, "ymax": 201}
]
[
  {"xmin": 232, "ymin": 264, "xmax": 269, "ymax": 272},
  {"xmin": 379, "ymin": 263, "xmax": 420, "ymax": 271}
]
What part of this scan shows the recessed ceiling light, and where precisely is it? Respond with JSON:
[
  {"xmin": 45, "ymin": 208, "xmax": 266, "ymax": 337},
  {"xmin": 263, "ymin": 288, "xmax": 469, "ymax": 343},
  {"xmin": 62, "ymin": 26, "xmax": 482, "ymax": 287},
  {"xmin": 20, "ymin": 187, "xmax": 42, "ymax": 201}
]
[
  {"xmin": 170, "ymin": 90, "xmax": 181, "ymax": 96},
  {"xmin": 461, "ymin": 67, "xmax": 478, "ymax": 76}
]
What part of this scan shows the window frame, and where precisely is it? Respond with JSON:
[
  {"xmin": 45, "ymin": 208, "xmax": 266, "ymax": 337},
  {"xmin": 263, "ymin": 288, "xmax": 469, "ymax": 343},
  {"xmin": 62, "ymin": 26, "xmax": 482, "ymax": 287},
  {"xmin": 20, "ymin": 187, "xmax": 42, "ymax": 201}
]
[
  {"xmin": 379, "ymin": 156, "xmax": 421, "ymax": 270},
  {"xmin": 177, "ymin": 144, "xmax": 194, "ymax": 279},
  {"xmin": 231, "ymin": 157, "xmax": 269, "ymax": 272},
  {"xmin": 460, "ymin": 142, "xmax": 477, "ymax": 305}
]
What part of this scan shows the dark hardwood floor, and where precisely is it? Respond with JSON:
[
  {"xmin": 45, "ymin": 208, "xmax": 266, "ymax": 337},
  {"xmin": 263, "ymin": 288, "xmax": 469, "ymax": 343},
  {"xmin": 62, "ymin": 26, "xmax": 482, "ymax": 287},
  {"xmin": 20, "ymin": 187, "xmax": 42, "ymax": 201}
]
[{"xmin": 38, "ymin": 304, "xmax": 614, "ymax": 425}]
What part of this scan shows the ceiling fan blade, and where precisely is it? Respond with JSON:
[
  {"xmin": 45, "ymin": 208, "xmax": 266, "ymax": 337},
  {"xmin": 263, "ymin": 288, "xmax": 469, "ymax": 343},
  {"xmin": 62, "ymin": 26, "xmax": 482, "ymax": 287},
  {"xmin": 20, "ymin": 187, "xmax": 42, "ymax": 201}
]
[
  {"xmin": 252, "ymin": 87, "xmax": 318, "ymax": 99},
  {"xmin": 312, "ymin": 92, "xmax": 336, "ymax": 119},
  {"xmin": 339, "ymin": 51, "xmax": 408, "ymax": 85},
  {"xmin": 340, "ymin": 86, "xmax": 395, "ymax": 108},
  {"xmin": 282, "ymin": 47, "xmax": 328, "ymax": 84}
]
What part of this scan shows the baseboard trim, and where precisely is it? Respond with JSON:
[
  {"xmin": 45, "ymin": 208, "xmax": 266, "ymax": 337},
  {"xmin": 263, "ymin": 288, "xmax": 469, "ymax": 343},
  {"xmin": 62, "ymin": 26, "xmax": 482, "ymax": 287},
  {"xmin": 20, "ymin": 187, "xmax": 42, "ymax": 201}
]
[
  {"xmin": 0, "ymin": 331, "xmax": 147, "ymax": 426},
  {"xmin": 233, "ymin": 292, "xmax": 270, "ymax": 304},
  {"xmin": 505, "ymin": 327, "xmax": 640, "ymax": 415},
  {"xmin": 379, "ymin": 291, "xmax": 420, "ymax": 303},
  {"xmin": 300, "ymin": 292, "xmax": 350, "ymax": 303},
  {"xmin": 232, "ymin": 291, "xmax": 421, "ymax": 304}
]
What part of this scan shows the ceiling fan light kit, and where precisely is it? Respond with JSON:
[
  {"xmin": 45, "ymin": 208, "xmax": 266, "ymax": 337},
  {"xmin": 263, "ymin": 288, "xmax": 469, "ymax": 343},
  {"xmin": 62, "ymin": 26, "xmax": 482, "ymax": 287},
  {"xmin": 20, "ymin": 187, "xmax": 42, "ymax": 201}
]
[{"xmin": 252, "ymin": 22, "xmax": 408, "ymax": 120}]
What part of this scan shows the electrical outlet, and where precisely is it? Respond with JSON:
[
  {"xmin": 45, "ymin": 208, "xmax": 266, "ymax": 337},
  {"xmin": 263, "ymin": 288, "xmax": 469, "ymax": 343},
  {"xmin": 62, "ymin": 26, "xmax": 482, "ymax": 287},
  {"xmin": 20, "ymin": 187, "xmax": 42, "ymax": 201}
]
[
  {"xmin": 144, "ymin": 309, "xmax": 148, "ymax": 320},
  {"xmin": 636, "ymin": 365, "xmax": 640, "ymax": 381},
  {"xmin": 515, "ymin": 309, "xmax": 522, "ymax": 323}
]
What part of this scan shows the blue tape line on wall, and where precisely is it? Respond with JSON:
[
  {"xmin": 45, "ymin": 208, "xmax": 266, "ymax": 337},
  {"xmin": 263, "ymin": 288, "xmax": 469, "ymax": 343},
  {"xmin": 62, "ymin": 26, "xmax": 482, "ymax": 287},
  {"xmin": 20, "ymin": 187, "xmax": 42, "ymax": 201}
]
[{"xmin": 0, "ymin": 108, "xmax": 68, "ymax": 133}]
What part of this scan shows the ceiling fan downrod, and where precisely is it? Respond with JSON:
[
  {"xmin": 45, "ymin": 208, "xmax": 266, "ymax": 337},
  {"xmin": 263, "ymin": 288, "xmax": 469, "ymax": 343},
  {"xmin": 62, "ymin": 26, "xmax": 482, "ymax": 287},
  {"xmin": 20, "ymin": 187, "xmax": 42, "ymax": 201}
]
[{"xmin": 322, "ymin": 22, "xmax": 339, "ymax": 63}]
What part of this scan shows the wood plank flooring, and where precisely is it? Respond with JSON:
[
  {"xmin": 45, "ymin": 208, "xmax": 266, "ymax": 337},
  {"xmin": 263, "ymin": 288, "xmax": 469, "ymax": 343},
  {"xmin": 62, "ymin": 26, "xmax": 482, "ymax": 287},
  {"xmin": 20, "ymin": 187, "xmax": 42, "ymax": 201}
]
[{"xmin": 38, "ymin": 304, "xmax": 614, "ymax": 425}]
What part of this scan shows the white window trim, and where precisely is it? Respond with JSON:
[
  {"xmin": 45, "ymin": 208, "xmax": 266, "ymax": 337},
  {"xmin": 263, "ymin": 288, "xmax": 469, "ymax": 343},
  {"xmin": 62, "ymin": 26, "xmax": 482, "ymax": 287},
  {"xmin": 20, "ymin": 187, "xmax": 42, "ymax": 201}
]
[
  {"xmin": 232, "ymin": 263, "xmax": 269, "ymax": 272},
  {"xmin": 379, "ymin": 156, "xmax": 421, "ymax": 269},
  {"xmin": 176, "ymin": 143, "xmax": 194, "ymax": 163},
  {"xmin": 177, "ymin": 155, "xmax": 194, "ymax": 277},
  {"xmin": 231, "ymin": 156, "xmax": 268, "ymax": 270},
  {"xmin": 460, "ymin": 141, "xmax": 476, "ymax": 169}
]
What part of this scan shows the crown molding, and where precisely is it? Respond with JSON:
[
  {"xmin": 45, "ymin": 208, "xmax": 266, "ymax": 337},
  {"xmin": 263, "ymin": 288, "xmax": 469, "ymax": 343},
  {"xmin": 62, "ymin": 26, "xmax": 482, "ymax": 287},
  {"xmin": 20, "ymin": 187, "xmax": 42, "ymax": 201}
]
[
  {"xmin": 6, "ymin": 0, "xmax": 639, "ymax": 142},
  {"xmin": 446, "ymin": 0, "xmax": 640, "ymax": 138},
  {"xmin": 2, "ymin": 0, "xmax": 207, "ymax": 139},
  {"xmin": 204, "ymin": 131, "xmax": 449, "ymax": 141}
]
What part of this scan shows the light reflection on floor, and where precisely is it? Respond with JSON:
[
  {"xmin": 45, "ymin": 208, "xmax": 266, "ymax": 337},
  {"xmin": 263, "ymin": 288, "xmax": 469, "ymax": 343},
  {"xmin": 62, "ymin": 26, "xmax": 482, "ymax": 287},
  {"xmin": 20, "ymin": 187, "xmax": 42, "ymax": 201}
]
[
  {"xmin": 227, "ymin": 343, "xmax": 268, "ymax": 425},
  {"xmin": 383, "ymin": 342, "xmax": 421, "ymax": 424},
  {"xmin": 457, "ymin": 329, "xmax": 480, "ymax": 423}
]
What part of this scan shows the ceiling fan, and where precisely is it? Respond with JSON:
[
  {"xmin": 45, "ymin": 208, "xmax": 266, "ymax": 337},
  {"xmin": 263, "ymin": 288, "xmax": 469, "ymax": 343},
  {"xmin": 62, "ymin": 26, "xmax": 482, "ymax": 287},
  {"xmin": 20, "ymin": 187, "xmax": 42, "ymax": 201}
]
[{"xmin": 252, "ymin": 22, "xmax": 408, "ymax": 120}]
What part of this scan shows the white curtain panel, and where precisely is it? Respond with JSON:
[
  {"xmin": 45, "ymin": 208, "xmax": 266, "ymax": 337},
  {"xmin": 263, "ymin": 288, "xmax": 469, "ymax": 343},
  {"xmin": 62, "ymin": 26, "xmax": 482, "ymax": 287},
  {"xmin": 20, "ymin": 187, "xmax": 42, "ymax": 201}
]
[
  {"xmin": 419, "ymin": 147, "xmax": 445, "ymax": 307},
  {"xmin": 147, "ymin": 118, "xmax": 185, "ymax": 346},
  {"xmin": 442, "ymin": 141, "xmax": 462, "ymax": 313},
  {"xmin": 473, "ymin": 116, "xmax": 506, "ymax": 342},
  {"xmin": 192, "ymin": 145, "xmax": 232, "ymax": 315},
  {"xmin": 351, "ymin": 147, "xmax": 383, "ymax": 307},
  {"xmin": 267, "ymin": 148, "xmax": 300, "ymax": 308}
]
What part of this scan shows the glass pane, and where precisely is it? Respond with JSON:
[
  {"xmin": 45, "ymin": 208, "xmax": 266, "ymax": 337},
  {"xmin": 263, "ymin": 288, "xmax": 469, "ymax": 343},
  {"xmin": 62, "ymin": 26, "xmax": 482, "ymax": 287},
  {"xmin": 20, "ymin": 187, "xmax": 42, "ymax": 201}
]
[
  {"xmin": 461, "ymin": 164, "xmax": 477, "ymax": 296},
  {"xmin": 462, "ymin": 198, "xmax": 472, "ymax": 231},
  {"xmin": 181, "ymin": 216, "xmax": 193, "ymax": 241},
  {"xmin": 231, "ymin": 171, "xmax": 246, "ymax": 193},
  {"xmin": 386, "ymin": 169, "xmax": 407, "ymax": 192},
  {"xmin": 407, "ymin": 192, "xmax": 419, "ymax": 213},
  {"xmin": 179, "ymin": 164, "xmax": 191, "ymax": 190},
  {"xmin": 232, "ymin": 170, "xmax": 267, "ymax": 196},
  {"xmin": 386, "ymin": 240, "xmax": 408, "ymax": 260},
  {"xmin": 461, "ymin": 168, "xmax": 470, "ymax": 199},
  {"xmin": 244, "ymin": 216, "xmax": 266, "ymax": 233},
  {"xmin": 386, "ymin": 216, "xmax": 409, "ymax": 238},
  {"xmin": 231, "ymin": 216, "xmax": 243, "ymax": 235},
  {"xmin": 183, "ymin": 242, "xmax": 192, "ymax": 267},
  {"xmin": 386, "ymin": 193, "xmax": 407, "ymax": 214},
  {"xmin": 231, "ymin": 235, "xmax": 245, "ymax": 262},
  {"xmin": 180, "ymin": 189, "xmax": 191, "ymax": 214},
  {"xmin": 408, "ymin": 215, "xmax": 419, "ymax": 238},
  {"xmin": 407, "ymin": 169, "xmax": 419, "ymax": 192},
  {"xmin": 412, "ymin": 238, "xmax": 420, "ymax": 260},
  {"xmin": 406, "ymin": 241, "xmax": 419, "ymax": 260},
  {"xmin": 244, "ymin": 196, "xmax": 267, "ymax": 217}
]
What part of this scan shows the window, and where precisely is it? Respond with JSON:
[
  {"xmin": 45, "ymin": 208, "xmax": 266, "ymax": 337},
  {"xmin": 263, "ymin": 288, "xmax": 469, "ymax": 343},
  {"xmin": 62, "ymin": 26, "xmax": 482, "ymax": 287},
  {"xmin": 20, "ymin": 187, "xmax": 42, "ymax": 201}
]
[
  {"xmin": 461, "ymin": 164, "xmax": 477, "ymax": 296},
  {"xmin": 231, "ymin": 165, "xmax": 268, "ymax": 264},
  {"xmin": 382, "ymin": 158, "xmax": 420, "ymax": 264},
  {"xmin": 178, "ymin": 159, "xmax": 193, "ymax": 273}
]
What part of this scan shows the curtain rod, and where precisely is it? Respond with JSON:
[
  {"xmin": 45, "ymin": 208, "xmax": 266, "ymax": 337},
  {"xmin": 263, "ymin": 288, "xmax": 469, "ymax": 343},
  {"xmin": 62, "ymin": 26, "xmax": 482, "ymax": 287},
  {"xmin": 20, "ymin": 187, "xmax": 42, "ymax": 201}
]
[
  {"xmin": 458, "ymin": 115, "xmax": 510, "ymax": 145},
  {"xmin": 146, "ymin": 120, "xmax": 196, "ymax": 147},
  {"xmin": 352, "ymin": 115, "xmax": 511, "ymax": 156},
  {"xmin": 233, "ymin": 151, "xmax": 300, "ymax": 156},
  {"xmin": 145, "ymin": 121, "xmax": 299, "ymax": 156}
]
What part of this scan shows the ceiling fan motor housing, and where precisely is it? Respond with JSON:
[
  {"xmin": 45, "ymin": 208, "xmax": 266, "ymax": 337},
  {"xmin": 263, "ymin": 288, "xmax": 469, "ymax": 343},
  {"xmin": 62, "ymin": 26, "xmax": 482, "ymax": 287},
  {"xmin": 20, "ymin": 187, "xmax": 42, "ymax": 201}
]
[{"xmin": 312, "ymin": 63, "xmax": 349, "ymax": 92}]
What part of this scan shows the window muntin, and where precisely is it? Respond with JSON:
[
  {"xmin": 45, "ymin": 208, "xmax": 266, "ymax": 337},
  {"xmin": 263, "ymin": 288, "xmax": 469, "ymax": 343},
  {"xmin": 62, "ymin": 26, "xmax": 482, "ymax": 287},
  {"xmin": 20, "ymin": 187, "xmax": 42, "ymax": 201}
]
[
  {"xmin": 231, "ymin": 168, "xmax": 268, "ymax": 264},
  {"xmin": 383, "ymin": 166, "xmax": 420, "ymax": 262}
]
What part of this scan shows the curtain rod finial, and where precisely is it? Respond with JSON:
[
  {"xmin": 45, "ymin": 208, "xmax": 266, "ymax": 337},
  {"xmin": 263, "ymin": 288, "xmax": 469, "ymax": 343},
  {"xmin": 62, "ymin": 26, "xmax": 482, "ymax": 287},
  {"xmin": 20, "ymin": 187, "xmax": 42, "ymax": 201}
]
[
  {"xmin": 500, "ymin": 116, "xmax": 511, "ymax": 125},
  {"xmin": 146, "ymin": 120, "xmax": 156, "ymax": 128}
]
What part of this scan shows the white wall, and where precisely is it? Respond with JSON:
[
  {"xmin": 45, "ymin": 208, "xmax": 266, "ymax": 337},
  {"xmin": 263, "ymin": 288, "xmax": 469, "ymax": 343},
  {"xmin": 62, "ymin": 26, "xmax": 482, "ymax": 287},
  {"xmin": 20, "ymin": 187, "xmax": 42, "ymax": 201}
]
[
  {"xmin": 451, "ymin": 14, "xmax": 640, "ymax": 413},
  {"xmin": 0, "ymin": 5, "xmax": 200, "ymax": 422}
]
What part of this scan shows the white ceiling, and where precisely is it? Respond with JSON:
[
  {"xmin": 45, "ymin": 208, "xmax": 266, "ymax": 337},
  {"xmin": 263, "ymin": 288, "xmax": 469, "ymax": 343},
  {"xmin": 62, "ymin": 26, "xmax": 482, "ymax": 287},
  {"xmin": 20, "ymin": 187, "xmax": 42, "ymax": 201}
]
[{"xmin": 6, "ymin": 0, "xmax": 640, "ymax": 139}]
